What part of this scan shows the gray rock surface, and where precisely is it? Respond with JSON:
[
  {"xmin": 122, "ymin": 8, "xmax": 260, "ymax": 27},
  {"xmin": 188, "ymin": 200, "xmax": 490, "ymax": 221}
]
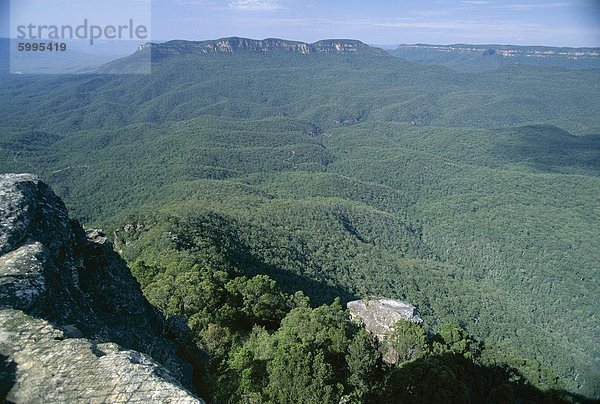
[
  {"xmin": 0, "ymin": 310, "xmax": 199, "ymax": 403},
  {"xmin": 347, "ymin": 298, "xmax": 423, "ymax": 339},
  {"xmin": 0, "ymin": 173, "xmax": 70, "ymax": 256},
  {"xmin": 347, "ymin": 298, "xmax": 423, "ymax": 363},
  {"xmin": 0, "ymin": 174, "xmax": 203, "ymax": 403}
]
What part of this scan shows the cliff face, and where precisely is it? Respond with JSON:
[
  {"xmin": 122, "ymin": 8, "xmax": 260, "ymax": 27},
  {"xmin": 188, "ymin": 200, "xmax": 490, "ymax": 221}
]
[
  {"xmin": 137, "ymin": 37, "xmax": 388, "ymax": 58},
  {"xmin": 0, "ymin": 174, "xmax": 202, "ymax": 403}
]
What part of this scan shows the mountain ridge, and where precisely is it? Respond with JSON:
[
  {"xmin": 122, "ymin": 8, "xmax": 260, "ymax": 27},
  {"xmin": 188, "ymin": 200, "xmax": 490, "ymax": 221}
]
[
  {"xmin": 390, "ymin": 43, "xmax": 600, "ymax": 71},
  {"xmin": 136, "ymin": 37, "xmax": 389, "ymax": 57}
]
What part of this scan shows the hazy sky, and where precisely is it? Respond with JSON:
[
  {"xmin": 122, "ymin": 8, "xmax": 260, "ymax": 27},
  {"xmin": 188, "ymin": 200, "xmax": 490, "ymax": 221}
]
[{"xmin": 2, "ymin": 0, "xmax": 600, "ymax": 46}]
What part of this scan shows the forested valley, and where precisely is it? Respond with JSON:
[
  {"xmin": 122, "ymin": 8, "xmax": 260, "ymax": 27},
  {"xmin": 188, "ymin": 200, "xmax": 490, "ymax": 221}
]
[{"xmin": 1, "ymin": 39, "xmax": 598, "ymax": 402}]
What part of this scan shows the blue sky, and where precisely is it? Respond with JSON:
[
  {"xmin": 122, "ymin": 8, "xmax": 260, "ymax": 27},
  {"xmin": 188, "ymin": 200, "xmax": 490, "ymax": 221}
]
[{"xmin": 2, "ymin": 0, "xmax": 600, "ymax": 46}]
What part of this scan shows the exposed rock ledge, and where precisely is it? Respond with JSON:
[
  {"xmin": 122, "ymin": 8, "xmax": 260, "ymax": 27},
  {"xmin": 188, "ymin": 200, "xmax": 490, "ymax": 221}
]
[
  {"xmin": 0, "ymin": 174, "xmax": 203, "ymax": 403},
  {"xmin": 347, "ymin": 298, "xmax": 423, "ymax": 363},
  {"xmin": 347, "ymin": 298, "xmax": 423, "ymax": 337}
]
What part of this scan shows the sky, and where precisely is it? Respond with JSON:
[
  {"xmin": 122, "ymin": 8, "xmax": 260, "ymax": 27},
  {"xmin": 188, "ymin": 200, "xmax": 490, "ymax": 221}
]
[{"xmin": 2, "ymin": 0, "xmax": 600, "ymax": 47}]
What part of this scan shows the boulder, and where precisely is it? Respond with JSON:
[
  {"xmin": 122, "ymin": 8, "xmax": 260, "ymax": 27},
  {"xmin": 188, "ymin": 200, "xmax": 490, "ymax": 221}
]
[{"xmin": 347, "ymin": 298, "xmax": 423, "ymax": 339}]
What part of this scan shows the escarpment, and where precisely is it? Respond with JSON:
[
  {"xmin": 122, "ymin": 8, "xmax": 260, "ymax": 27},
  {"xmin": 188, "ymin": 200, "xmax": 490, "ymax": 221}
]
[
  {"xmin": 0, "ymin": 174, "xmax": 203, "ymax": 403},
  {"xmin": 136, "ymin": 37, "xmax": 388, "ymax": 58}
]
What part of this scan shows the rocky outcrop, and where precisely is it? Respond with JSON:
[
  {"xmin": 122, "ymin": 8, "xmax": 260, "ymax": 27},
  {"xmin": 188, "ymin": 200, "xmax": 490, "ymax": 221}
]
[
  {"xmin": 349, "ymin": 299, "xmax": 421, "ymax": 332},
  {"xmin": 348, "ymin": 298, "xmax": 423, "ymax": 363},
  {"xmin": 348, "ymin": 298, "xmax": 423, "ymax": 336},
  {"xmin": 0, "ymin": 174, "xmax": 202, "ymax": 403},
  {"xmin": 0, "ymin": 310, "xmax": 199, "ymax": 403},
  {"xmin": 137, "ymin": 37, "xmax": 388, "ymax": 59}
]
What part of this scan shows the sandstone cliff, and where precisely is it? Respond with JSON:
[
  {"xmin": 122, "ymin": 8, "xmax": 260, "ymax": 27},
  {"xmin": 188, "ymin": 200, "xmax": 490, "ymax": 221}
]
[
  {"xmin": 0, "ymin": 174, "xmax": 202, "ymax": 403},
  {"xmin": 137, "ymin": 37, "xmax": 388, "ymax": 59}
]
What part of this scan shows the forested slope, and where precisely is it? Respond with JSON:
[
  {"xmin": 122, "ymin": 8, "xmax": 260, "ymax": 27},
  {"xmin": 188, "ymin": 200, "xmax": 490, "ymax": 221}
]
[{"xmin": 0, "ymin": 40, "xmax": 598, "ymax": 400}]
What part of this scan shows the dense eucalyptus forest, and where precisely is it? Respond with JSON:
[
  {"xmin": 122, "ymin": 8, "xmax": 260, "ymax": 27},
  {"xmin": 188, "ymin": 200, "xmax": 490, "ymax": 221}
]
[{"xmin": 0, "ymin": 38, "xmax": 598, "ymax": 402}]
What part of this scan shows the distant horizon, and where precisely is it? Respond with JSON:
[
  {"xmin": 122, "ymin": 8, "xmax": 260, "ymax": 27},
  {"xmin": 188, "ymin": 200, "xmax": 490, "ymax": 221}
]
[
  {"xmin": 3, "ymin": 35, "xmax": 600, "ymax": 50},
  {"xmin": 2, "ymin": 1, "xmax": 600, "ymax": 48},
  {"xmin": 149, "ymin": 37, "xmax": 600, "ymax": 49}
]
